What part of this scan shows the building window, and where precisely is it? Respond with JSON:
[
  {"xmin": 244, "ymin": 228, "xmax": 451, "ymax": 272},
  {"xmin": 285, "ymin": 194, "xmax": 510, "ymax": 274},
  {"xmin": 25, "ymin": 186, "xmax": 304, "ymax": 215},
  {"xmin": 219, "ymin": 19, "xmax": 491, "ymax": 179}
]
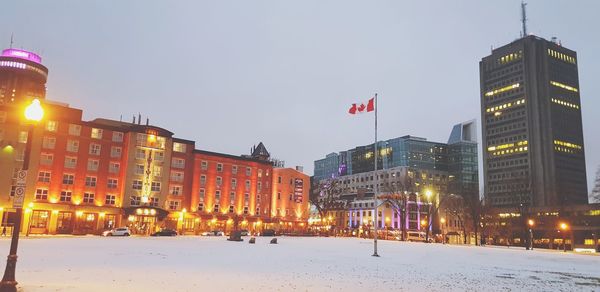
[
  {"xmin": 277, "ymin": 192, "xmax": 281, "ymax": 200},
  {"xmin": 17, "ymin": 131, "xmax": 27, "ymax": 143},
  {"xmin": 198, "ymin": 203, "xmax": 204, "ymax": 212},
  {"xmin": 151, "ymin": 181, "xmax": 161, "ymax": 192},
  {"xmin": 35, "ymin": 189, "xmax": 48, "ymax": 200},
  {"xmin": 217, "ymin": 163, "xmax": 223, "ymax": 172},
  {"xmin": 200, "ymin": 175, "xmax": 206, "ymax": 186},
  {"xmin": 112, "ymin": 131, "xmax": 123, "ymax": 142},
  {"xmin": 170, "ymin": 171, "xmax": 184, "ymax": 182},
  {"xmin": 278, "ymin": 176, "xmax": 282, "ymax": 184},
  {"xmin": 232, "ymin": 165, "xmax": 237, "ymax": 174},
  {"xmin": 64, "ymin": 157, "xmax": 77, "ymax": 168},
  {"xmin": 258, "ymin": 170, "xmax": 262, "ymax": 178},
  {"xmin": 60, "ymin": 191, "xmax": 72, "ymax": 202},
  {"xmin": 173, "ymin": 142, "xmax": 186, "ymax": 153},
  {"xmin": 231, "ymin": 178, "xmax": 237, "ymax": 189},
  {"xmin": 150, "ymin": 197, "xmax": 159, "ymax": 207},
  {"xmin": 153, "ymin": 166, "xmax": 162, "ymax": 177},
  {"xmin": 30, "ymin": 211, "xmax": 49, "ymax": 228},
  {"xmin": 42, "ymin": 136, "xmax": 56, "ymax": 149},
  {"xmin": 229, "ymin": 205, "xmax": 234, "ymax": 213},
  {"xmin": 201, "ymin": 161, "xmax": 208, "ymax": 171},
  {"xmin": 244, "ymin": 206, "xmax": 249, "ymax": 215},
  {"xmin": 105, "ymin": 195, "xmax": 116, "ymax": 205},
  {"xmin": 109, "ymin": 162, "xmax": 120, "ymax": 173},
  {"xmin": 172, "ymin": 158, "xmax": 185, "ymax": 168},
  {"xmin": 199, "ymin": 189, "xmax": 205, "ymax": 202},
  {"xmin": 62, "ymin": 174, "xmax": 74, "ymax": 185},
  {"xmin": 68, "ymin": 124, "xmax": 81, "ymax": 136},
  {"xmin": 37, "ymin": 171, "xmax": 51, "ymax": 183},
  {"xmin": 132, "ymin": 180, "xmax": 143, "ymax": 190},
  {"xmin": 89, "ymin": 143, "xmax": 101, "ymax": 155},
  {"xmin": 85, "ymin": 176, "xmax": 97, "ymax": 187},
  {"xmin": 215, "ymin": 190, "xmax": 221, "ymax": 201},
  {"xmin": 213, "ymin": 204, "xmax": 219, "ymax": 213},
  {"xmin": 110, "ymin": 146, "xmax": 122, "ymax": 158},
  {"xmin": 130, "ymin": 196, "xmax": 141, "ymax": 206},
  {"xmin": 107, "ymin": 178, "xmax": 118, "ymax": 189},
  {"xmin": 39, "ymin": 153, "xmax": 53, "ymax": 165},
  {"xmin": 83, "ymin": 192, "xmax": 95, "ymax": 204},
  {"xmin": 135, "ymin": 149, "xmax": 146, "ymax": 160},
  {"xmin": 169, "ymin": 201, "xmax": 180, "ymax": 210},
  {"xmin": 289, "ymin": 194, "xmax": 293, "ymax": 201},
  {"xmin": 66, "ymin": 140, "xmax": 79, "ymax": 152},
  {"xmin": 87, "ymin": 159, "xmax": 99, "ymax": 171},
  {"xmin": 46, "ymin": 120, "xmax": 58, "ymax": 132},
  {"xmin": 246, "ymin": 167, "xmax": 251, "ymax": 176},
  {"xmin": 135, "ymin": 164, "xmax": 145, "ymax": 175},
  {"xmin": 216, "ymin": 176, "xmax": 222, "ymax": 186},
  {"xmin": 91, "ymin": 128, "xmax": 103, "ymax": 139},
  {"xmin": 155, "ymin": 151, "xmax": 164, "ymax": 161},
  {"xmin": 257, "ymin": 194, "xmax": 261, "ymax": 203},
  {"xmin": 245, "ymin": 180, "xmax": 250, "ymax": 191},
  {"xmin": 257, "ymin": 182, "xmax": 262, "ymax": 192},
  {"xmin": 170, "ymin": 185, "xmax": 182, "ymax": 196},
  {"xmin": 229, "ymin": 192, "xmax": 235, "ymax": 203}
]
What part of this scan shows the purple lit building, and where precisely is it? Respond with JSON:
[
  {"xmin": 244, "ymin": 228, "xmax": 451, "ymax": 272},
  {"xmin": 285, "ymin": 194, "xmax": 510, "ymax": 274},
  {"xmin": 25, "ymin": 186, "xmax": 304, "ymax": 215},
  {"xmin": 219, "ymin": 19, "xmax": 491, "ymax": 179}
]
[{"xmin": 0, "ymin": 48, "xmax": 48, "ymax": 104}]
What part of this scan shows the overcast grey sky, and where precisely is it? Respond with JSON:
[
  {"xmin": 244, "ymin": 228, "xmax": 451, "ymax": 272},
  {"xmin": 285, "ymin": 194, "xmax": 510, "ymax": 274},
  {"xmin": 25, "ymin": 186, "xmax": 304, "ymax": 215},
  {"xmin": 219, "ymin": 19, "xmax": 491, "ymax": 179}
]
[{"xmin": 2, "ymin": 1, "xmax": 599, "ymax": 193}]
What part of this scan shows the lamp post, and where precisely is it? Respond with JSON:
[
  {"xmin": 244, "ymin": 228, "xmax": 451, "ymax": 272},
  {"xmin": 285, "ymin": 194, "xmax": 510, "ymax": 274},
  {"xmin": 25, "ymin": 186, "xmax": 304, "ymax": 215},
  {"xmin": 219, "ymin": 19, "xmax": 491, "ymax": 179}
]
[
  {"xmin": 0, "ymin": 99, "xmax": 44, "ymax": 292},
  {"xmin": 440, "ymin": 217, "xmax": 446, "ymax": 244},
  {"xmin": 560, "ymin": 222, "xmax": 568, "ymax": 252},
  {"xmin": 527, "ymin": 219, "xmax": 534, "ymax": 250},
  {"xmin": 423, "ymin": 190, "xmax": 433, "ymax": 243}
]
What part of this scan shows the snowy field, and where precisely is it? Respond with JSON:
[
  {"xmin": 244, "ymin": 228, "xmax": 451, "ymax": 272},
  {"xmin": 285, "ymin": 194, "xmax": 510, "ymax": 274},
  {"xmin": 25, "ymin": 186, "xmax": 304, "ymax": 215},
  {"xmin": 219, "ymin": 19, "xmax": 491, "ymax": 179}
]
[{"xmin": 1, "ymin": 236, "xmax": 599, "ymax": 292}]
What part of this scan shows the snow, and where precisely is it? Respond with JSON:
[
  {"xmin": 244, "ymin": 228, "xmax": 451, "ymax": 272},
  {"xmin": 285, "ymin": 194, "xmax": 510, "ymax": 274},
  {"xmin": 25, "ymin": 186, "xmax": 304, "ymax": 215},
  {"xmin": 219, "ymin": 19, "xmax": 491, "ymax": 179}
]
[{"xmin": 1, "ymin": 236, "xmax": 598, "ymax": 291}]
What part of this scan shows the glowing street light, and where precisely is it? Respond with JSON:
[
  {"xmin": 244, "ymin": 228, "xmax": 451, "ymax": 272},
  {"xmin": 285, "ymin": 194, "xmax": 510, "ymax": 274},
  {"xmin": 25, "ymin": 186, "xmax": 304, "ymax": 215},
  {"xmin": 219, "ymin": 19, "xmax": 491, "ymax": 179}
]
[
  {"xmin": 527, "ymin": 219, "xmax": 535, "ymax": 250},
  {"xmin": 0, "ymin": 99, "xmax": 44, "ymax": 291},
  {"xmin": 559, "ymin": 222, "xmax": 569, "ymax": 252}
]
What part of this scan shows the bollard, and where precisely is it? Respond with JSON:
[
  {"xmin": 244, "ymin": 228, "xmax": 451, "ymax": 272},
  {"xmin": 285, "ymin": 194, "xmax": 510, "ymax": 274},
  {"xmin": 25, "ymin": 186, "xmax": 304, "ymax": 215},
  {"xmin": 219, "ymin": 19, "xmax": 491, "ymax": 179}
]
[
  {"xmin": 270, "ymin": 238, "xmax": 278, "ymax": 244},
  {"xmin": 249, "ymin": 237, "xmax": 256, "ymax": 244}
]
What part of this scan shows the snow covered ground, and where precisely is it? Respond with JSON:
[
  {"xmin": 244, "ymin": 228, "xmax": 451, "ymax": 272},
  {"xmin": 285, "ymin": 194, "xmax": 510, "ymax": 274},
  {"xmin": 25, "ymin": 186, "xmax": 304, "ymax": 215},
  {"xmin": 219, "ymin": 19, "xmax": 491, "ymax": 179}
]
[{"xmin": 1, "ymin": 236, "xmax": 598, "ymax": 291}]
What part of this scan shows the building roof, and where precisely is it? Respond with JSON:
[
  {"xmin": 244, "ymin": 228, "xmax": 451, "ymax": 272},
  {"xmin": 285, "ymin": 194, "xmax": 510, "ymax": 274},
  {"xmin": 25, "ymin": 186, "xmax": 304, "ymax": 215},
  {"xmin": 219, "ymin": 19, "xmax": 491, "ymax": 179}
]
[
  {"xmin": 251, "ymin": 142, "xmax": 270, "ymax": 158},
  {"xmin": 194, "ymin": 149, "xmax": 273, "ymax": 165}
]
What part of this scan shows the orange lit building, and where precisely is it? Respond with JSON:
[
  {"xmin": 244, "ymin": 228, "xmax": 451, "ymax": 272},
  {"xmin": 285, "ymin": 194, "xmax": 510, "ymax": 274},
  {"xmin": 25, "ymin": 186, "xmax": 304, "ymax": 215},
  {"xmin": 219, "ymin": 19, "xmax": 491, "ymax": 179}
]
[{"xmin": 271, "ymin": 167, "xmax": 310, "ymax": 232}]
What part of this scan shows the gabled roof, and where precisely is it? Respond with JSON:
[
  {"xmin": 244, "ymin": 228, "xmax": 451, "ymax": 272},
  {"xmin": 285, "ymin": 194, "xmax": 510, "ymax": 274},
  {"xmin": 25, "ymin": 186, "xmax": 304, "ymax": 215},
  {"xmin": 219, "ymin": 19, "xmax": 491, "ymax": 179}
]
[{"xmin": 252, "ymin": 142, "xmax": 270, "ymax": 158}]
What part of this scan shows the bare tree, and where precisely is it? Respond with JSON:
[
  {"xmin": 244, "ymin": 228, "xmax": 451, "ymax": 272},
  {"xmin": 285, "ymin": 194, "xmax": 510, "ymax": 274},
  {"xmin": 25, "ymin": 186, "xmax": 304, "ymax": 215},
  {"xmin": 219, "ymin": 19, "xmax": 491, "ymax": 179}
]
[
  {"xmin": 309, "ymin": 179, "xmax": 345, "ymax": 232},
  {"xmin": 380, "ymin": 174, "xmax": 415, "ymax": 241},
  {"xmin": 443, "ymin": 195, "xmax": 468, "ymax": 244}
]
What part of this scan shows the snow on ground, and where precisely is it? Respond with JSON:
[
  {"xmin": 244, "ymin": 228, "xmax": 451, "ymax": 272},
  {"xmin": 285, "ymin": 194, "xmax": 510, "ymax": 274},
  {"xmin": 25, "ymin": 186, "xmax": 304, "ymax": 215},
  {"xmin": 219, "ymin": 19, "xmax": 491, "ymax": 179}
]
[{"xmin": 0, "ymin": 236, "xmax": 598, "ymax": 291}]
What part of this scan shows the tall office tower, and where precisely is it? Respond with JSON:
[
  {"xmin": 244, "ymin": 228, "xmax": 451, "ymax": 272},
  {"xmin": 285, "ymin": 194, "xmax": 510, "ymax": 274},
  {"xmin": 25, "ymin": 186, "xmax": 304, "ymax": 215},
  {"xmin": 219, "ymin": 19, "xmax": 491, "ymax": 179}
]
[
  {"xmin": 480, "ymin": 35, "xmax": 587, "ymax": 208},
  {"xmin": 0, "ymin": 48, "xmax": 48, "ymax": 105}
]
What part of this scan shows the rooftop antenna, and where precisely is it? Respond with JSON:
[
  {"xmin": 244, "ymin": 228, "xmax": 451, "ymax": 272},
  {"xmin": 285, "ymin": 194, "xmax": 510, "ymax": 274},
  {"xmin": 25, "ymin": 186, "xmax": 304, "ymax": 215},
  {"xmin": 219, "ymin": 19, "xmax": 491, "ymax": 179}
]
[
  {"xmin": 521, "ymin": 1, "xmax": 528, "ymax": 37},
  {"xmin": 9, "ymin": 34, "xmax": 14, "ymax": 48}
]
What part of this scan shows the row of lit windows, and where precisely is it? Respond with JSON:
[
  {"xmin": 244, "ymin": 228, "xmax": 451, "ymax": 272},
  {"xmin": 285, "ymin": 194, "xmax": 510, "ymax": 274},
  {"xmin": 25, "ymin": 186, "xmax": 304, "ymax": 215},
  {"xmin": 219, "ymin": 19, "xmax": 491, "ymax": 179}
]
[
  {"xmin": 551, "ymin": 98, "xmax": 579, "ymax": 109},
  {"xmin": 548, "ymin": 49, "xmax": 576, "ymax": 64},
  {"xmin": 490, "ymin": 146, "xmax": 528, "ymax": 157},
  {"xmin": 485, "ymin": 83, "xmax": 520, "ymax": 97},
  {"xmin": 553, "ymin": 140, "xmax": 582, "ymax": 150},
  {"xmin": 487, "ymin": 140, "xmax": 528, "ymax": 152},
  {"xmin": 0, "ymin": 61, "xmax": 47, "ymax": 78},
  {"xmin": 550, "ymin": 81, "xmax": 578, "ymax": 93},
  {"xmin": 485, "ymin": 98, "xmax": 526, "ymax": 114},
  {"xmin": 498, "ymin": 51, "xmax": 522, "ymax": 65},
  {"xmin": 554, "ymin": 146, "xmax": 578, "ymax": 154}
]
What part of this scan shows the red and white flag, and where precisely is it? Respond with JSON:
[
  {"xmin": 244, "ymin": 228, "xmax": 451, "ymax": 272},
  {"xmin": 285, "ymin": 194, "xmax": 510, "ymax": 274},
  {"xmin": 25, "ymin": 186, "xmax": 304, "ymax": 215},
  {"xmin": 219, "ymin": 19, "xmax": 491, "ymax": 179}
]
[{"xmin": 348, "ymin": 97, "xmax": 375, "ymax": 115}]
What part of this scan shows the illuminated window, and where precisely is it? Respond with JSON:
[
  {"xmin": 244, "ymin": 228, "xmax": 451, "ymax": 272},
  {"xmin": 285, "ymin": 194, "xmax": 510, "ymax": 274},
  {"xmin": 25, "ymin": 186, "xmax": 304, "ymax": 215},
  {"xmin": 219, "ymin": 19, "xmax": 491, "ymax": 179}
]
[
  {"xmin": 130, "ymin": 196, "xmax": 141, "ymax": 206},
  {"xmin": 151, "ymin": 181, "xmax": 161, "ymax": 192},
  {"xmin": 135, "ymin": 164, "xmax": 145, "ymax": 175},
  {"xmin": 213, "ymin": 204, "xmax": 219, "ymax": 213},
  {"xmin": 246, "ymin": 167, "xmax": 251, "ymax": 176},
  {"xmin": 170, "ymin": 185, "xmax": 182, "ymax": 196},
  {"xmin": 485, "ymin": 99, "xmax": 526, "ymax": 114},
  {"xmin": 87, "ymin": 159, "xmax": 99, "ymax": 171},
  {"xmin": 244, "ymin": 206, "xmax": 249, "ymax": 215},
  {"xmin": 150, "ymin": 197, "xmax": 159, "ymax": 207},
  {"xmin": 170, "ymin": 171, "xmax": 184, "ymax": 182},
  {"xmin": 173, "ymin": 142, "xmax": 186, "ymax": 153},
  {"xmin": 258, "ymin": 181, "xmax": 262, "ymax": 192},
  {"xmin": 91, "ymin": 128, "xmax": 103, "ymax": 139},
  {"xmin": 46, "ymin": 120, "xmax": 58, "ymax": 132},
  {"xmin": 153, "ymin": 166, "xmax": 162, "ymax": 177},
  {"xmin": 68, "ymin": 124, "xmax": 81, "ymax": 136},
  {"xmin": 231, "ymin": 178, "xmax": 237, "ymax": 189},
  {"xmin": 550, "ymin": 81, "xmax": 578, "ymax": 93},
  {"xmin": 201, "ymin": 161, "xmax": 208, "ymax": 171},
  {"xmin": 216, "ymin": 163, "xmax": 223, "ymax": 172},
  {"xmin": 215, "ymin": 190, "xmax": 221, "ymax": 201},
  {"xmin": 197, "ymin": 203, "xmax": 204, "ymax": 212},
  {"xmin": 229, "ymin": 205, "xmax": 234, "ymax": 213},
  {"xmin": 35, "ymin": 188, "xmax": 48, "ymax": 200},
  {"xmin": 30, "ymin": 211, "xmax": 49, "ymax": 228},
  {"xmin": 110, "ymin": 146, "xmax": 122, "ymax": 158},
  {"xmin": 199, "ymin": 189, "xmax": 205, "ymax": 201},
  {"xmin": 40, "ymin": 153, "xmax": 53, "ymax": 165},
  {"xmin": 135, "ymin": 149, "xmax": 146, "ymax": 160},
  {"xmin": 109, "ymin": 162, "xmax": 120, "ymax": 173},
  {"xmin": 485, "ymin": 83, "xmax": 520, "ymax": 97},
  {"xmin": 229, "ymin": 191, "xmax": 235, "ymax": 203},
  {"xmin": 65, "ymin": 156, "xmax": 77, "ymax": 168},
  {"xmin": 200, "ymin": 175, "xmax": 206, "ymax": 186},
  {"xmin": 155, "ymin": 151, "xmax": 164, "ymax": 161},
  {"xmin": 551, "ymin": 98, "xmax": 579, "ymax": 109},
  {"xmin": 18, "ymin": 131, "xmax": 27, "ymax": 143},
  {"xmin": 245, "ymin": 180, "xmax": 250, "ymax": 191}
]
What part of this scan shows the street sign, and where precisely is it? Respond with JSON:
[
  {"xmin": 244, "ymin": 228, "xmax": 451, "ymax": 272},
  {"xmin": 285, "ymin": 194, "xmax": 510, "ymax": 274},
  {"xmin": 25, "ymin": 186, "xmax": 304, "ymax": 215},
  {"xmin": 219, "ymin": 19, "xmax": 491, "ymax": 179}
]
[
  {"xmin": 13, "ymin": 186, "xmax": 25, "ymax": 208},
  {"xmin": 16, "ymin": 170, "xmax": 28, "ymax": 186}
]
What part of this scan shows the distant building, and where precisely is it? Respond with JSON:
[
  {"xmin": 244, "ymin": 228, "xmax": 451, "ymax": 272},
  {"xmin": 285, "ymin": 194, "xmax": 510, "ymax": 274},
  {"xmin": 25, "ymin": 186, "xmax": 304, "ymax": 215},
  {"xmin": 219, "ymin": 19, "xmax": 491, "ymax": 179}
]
[
  {"xmin": 0, "ymin": 48, "xmax": 48, "ymax": 104},
  {"xmin": 480, "ymin": 35, "xmax": 588, "ymax": 208}
]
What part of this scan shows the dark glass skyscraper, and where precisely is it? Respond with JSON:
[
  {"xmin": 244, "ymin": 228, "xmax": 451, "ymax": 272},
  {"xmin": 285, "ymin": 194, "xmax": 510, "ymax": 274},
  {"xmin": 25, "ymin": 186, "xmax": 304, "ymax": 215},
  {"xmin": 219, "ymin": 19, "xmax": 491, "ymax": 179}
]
[{"xmin": 480, "ymin": 35, "xmax": 587, "ymax": 208}]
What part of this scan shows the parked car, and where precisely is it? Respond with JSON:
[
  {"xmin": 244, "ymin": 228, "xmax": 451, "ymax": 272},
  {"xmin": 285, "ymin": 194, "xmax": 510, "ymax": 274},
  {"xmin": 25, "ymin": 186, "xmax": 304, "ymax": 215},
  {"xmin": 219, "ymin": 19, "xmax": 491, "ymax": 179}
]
[
  {"xmin": 201, "ymin": 230, "xmax": 225, "ymax": 236},
  {"xmin": 102, "ymin": 227, "xmax": 131, "ymax": 237},
  {"xmin": 261, "ymin": 229, "xmax": 276, "ymax": 236},
  {"xmin": 151, "ymin": 229, "xmax": 177, "ymax": 236},
  {"xmin": 406, "ymin": 231, "xmax": 433, "ymax": 243},
  {"xmin": 239, "ymin": 229, "xmax": 249, "ymax": 236}
]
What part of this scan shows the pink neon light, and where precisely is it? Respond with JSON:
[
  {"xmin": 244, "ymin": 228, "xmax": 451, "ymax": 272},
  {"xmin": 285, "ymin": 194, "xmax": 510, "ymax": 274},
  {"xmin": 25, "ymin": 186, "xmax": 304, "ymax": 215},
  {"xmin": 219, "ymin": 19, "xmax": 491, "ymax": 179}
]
[{"xmin": 1, "ymin": 49, "xmax": 42, "ymax": 64}]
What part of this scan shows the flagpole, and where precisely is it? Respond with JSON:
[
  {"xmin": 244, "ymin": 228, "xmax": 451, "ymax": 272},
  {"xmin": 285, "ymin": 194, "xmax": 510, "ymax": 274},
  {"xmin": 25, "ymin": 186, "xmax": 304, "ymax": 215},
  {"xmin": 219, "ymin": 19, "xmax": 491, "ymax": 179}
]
[{"xmin": 372, "ymin": 93, "xmax": 379, "ymax": 257}]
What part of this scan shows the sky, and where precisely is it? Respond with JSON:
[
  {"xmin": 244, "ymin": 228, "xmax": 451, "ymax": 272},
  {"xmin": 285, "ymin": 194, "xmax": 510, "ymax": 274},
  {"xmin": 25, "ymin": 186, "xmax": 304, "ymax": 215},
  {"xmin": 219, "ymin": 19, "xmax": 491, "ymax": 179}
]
[{"xmin": 2, "ymin": 1, "xmax": 599, "ymax": 194}]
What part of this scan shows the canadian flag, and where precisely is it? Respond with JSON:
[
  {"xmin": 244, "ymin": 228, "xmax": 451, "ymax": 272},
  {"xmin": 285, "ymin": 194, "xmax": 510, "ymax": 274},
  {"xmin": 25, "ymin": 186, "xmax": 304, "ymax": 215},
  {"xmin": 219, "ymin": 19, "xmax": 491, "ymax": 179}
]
[{"xmin": 348, "ymin": 97, "xmax": 375, "ymax": 114}]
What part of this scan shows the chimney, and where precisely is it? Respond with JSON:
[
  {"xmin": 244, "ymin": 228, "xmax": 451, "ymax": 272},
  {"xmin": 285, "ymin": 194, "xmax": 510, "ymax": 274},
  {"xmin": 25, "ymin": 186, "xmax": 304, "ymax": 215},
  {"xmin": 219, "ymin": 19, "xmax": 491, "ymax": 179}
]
[
  {"xmin": 295, "ymin": 166, "xmax": 304, "ymax": 173},
  {"xmin": 138, "ymin": 113, "xmax": 141, "ymax": 125},
  {"xmin": 146, "ymin": 118, "xmax": 149, "ymax": 126},
  {"xmin": 132, "ymin": 115, "xmax": 136, "ymax": 124}
]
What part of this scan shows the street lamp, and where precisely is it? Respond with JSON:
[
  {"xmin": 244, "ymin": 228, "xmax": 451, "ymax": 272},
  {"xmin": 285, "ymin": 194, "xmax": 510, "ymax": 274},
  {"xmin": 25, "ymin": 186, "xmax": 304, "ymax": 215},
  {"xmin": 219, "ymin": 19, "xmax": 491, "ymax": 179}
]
[
  {"xmin": 0, "ymin": 99, "xmax": 44, "ymax": 292},
  {"xmin": 527, "ymin": 219, "xmax": 534, "ymax": 250},
  {"xmin": 440, "ymin": 217, "xmax": 446, "ymax": 244},
  {"xmin": 559, "ymin": 222, "xmax": 568, "ymax": 252}
]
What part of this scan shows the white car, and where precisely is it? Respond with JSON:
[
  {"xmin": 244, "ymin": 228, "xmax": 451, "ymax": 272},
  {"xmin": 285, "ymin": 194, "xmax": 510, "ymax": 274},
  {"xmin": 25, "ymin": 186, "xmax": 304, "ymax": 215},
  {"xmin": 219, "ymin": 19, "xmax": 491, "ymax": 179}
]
[
  {"xmin": 201, "ymin": 230, "xmax": 225, "ymax": 236},
  {"xmin": 103, "ymin": 227, "xmax": 131, "ymax": 236}
]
